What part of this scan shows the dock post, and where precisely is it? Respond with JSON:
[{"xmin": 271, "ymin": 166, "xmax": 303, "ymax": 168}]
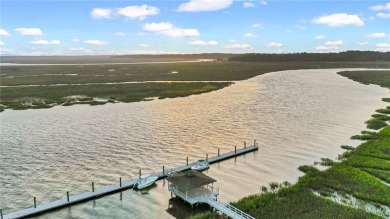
[
  {"xmin": 244, "ymin": 141, "xmax": 246, "ymax": 148},
  {"xmin": 186, "ymin": 157, "xmax": 188, "ymax": 165},
  {"xmin": 235, "ymin": 146, "xmax": 237, "ymax": 154},
  {"xmin": 33, "ymin": 197, "xmax": 36, "ymax": 208},
  {"xmin": 139, "ymin": 169, "xmax": 141, "ymax": 178},
  {"xmin": 67, "ymin": 191, "xmax": 69, "ymax": 202},
  {"xmin": 218, "ymin": 148, "xmax": 220, "ymax": 156},
  {"xmin": 163, "ymin": 165, "xmax": 165, "ymax": 175},
  {"xmin": 206, "ymin": 154, "xmax": 208, "ymax": 162},
  {"xmin": 92, "ymin": 182, "xmax": 94, "ymax": 192},
  {"xmin": 0, "ymin": 208, "xmax": 3, "ymax": 219},
  {"xmin": 254, "ymin": 139, "xmax": 256, "ymax": 146},
  {"xmin": 120, "ymin": 177, "xmax": 122, "ymax": 187}
]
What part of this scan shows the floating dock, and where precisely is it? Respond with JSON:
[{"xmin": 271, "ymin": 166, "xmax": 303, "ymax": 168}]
[{"xmin": 2, "ymin": 143, "xmax": 258, "ymax": 219}]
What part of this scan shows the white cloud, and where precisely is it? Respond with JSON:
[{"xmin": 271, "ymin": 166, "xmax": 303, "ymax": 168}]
[
  {"xmin": 267, "ymin": 42, "xmax": 283, "ymax": 47},
  {"xmin": 0, "ymin": 29, "xmax": 10, "ymax": 36},
  {"xmin": 14, "ymin": 28, "xmax": 43, "ymax": 36},
  {"xmin": 71, "ymin": 38, "xmax": 80, "ymax": 42},
  {"xmin": 189, "ymin": 40, "xmax": 218, "ymax": 46},
  {"xmin": 143, "ymin": 22, "xmax": 174, "ymax": 32},
  {"xmin": 244, "ymin": 33, "xmax": 257, "ymax": 37},
  {"xmin": 138, "ymin": 44, "xmax": 150, "ymax": 48},
  {"xmin": 325, "ymin": 40, "xmax": 343, "ymax": 46},
  {"xmin": 377, "ymin": 12, "xmax": 390, "ymax": 18},
  {"xmin": 0, "ymin": 41, "xmax": 4, "ymax": 46},
  {"xmin": 252, "ymin": 23, "xmax": 262, "ymax": 28},
  {"xmin": 243, "ymin": 2, "xmax": 255, "ymax": 8},
  {"xmin": 229, "ymin": 39, "xmax": 237, "ymax": 43},
  {"xmin": 375, "ymin": 43, "xmax": 390, "ymax": 52},
  {"xmin": 315, "ymin": 35, "xmax": 325, "ymax": 39},
  {"xmin": 368, "ymin": 32, "xmax": 386, "ymax": 38},
  {"xmin": 315, "ymin": 40, "xmax": 343, "ymax": 52},
  {"xmin": 260, "ymin": 0, "xmax": 267, "ymax": 5},
  {"xmin": 83, "ymin": 40, "xmax": 110, "ymax": 45},
  {"xmin": 116, "ymin": 32, "xmax": 125, "ymax": 36},
  {"xmin": 224, "ymin": 44, "xmax": 253, "ymax": 50},
  {"xmin": 357, "ymin": 42, "xmax": 368, "ymax": 46},
  {"xmin": 312, "ymin": 13, "xmax": 364, "ymax": 27},
  {"xmin": 177, "ymin": 0, "xmax": 233, "ymax": 12},
  {"xmin": 143, "ymin": 22, "xmax": 199, "ymax": 38},
  {"xmin": 91, "ymin": 8, "xmax": 113, "ymax": 19},
  {"xmin": 30, "ymin": 40, "xmax": 61, "ymax": 45},
  {"xmin": 369, "ymin": 3, "xmax": 390, "ymax": 11},
  {"xmin": 295, "ymin": 24, "xmax": 306, "ymax": 30},
  {"xmin": 117, "ymin": 5, "xmax": 159, "ymax": 20}
]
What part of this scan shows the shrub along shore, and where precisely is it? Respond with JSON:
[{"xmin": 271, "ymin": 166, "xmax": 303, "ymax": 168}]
[{"xmin": 191, "ymin": 70, "xmax": 390, "ymax": 219}]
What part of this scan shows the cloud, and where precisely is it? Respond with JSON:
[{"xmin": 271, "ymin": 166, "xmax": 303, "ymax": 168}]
[
  {"xmin": 143, "ymin": 22, "xmax": 199, "ymax": 38},
  {"xmin": 368, "ymin": 32, "xmax": 386, "ymax": 38},
  {"xmin": 252, "ymin": 23, "xmax": 262, "ymax": 28},
  {"xmin": 315, "ymin": 40, "xmax": 343, "ymax": 52},
  {"xmin": 189, "ymin": 40, "xmax": 218, "ymax": 46},
  {"xmin": 315, "ymin": 35, "xmax": 325, "ymax": 39},
  {"xmin": 91, "ymin": 8, "xmax": 113, "ymax": 19},
  {"xmin": 0, "ymin": 41, "xmax": 4, "ymax": 46},
  {"xmin": 14, "ymin": 28, "xmax": 43, "ymax": 36},
  {"xmin": 369, "ymin": 3, "xmax": 390, "ymax": 11},
  {"xmin": 229, "ymin": 39, "xmax": 237, "ymax": 43},
  {"xmin": 224, "ymin": 44, "xmax": 253, "ymax": 50},
  {"xmin": 267, "ymin": 42, "xmax": 283, "ymax": 47},
  {"xmin": 143, "ymin": 22, "xmax": 173, "ymax": 32},
  {"xmin": 357, "ymin": 42, "xmax": 368, "ymax": 46},
  {"xmin": 71, "ymin": 38, "xmax": 80, "ymax": 42},
  {"xmin": 83, "ymin": 40, "xmax": 110, "ymax": 45},
  {"xmin": 286, "ymin": 29, "xmax": 292, "ymax": 33},
  {"xmin": 377, "ymin": 12, "xmax": 390, "ymax": 18},
  {"xmin": 177, "ymin": 0, "xmax": 233, "ymax": 12},
  {"xmin": 116, "ymin": 32, "xmax": 125, "ymax": 36},
  {"xmin": 243, "ymin": 2, "xmax": 255, "ymax": 8},
  {"xmin": 260, "ymin": 0, "xmax": 267, "ymax": 5},
  {"xmin": 0, "ymin": 29, "xmax": 10, "ymax": 36},
  {"xmin": 117, "ymin": 5, "xmax": 159, "ymax": 20},
  {"xmin": 244, "ymin": 33, "xmax": 257, "ymax": 37},
  {"xmin": 30, "ymin": 40, "xmax": 61, "ymax": 45},
  {"xmin": 295, "ymin": 24, "xmax": 306, "ymax": 30},
  {"xmin": 138, "ymin": 44, "xmax": 150, "ymax": 48},
  {"xmin": 375, "ymin": 43, "xmax": 390, "ymax": 52},
  {"xmin": 312, "ymin": 13, "xmax": 364, "ymax": 27}
]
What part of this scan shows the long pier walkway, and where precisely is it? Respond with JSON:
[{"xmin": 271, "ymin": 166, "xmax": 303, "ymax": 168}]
[{"xmin": 2, "ymin": 143, "xmax": 258, "ymax": 219}]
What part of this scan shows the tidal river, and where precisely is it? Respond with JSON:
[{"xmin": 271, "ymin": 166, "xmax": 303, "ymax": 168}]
[{"xmin": 0, "ymin": 69, "xmax": 388, "ymax": 218}]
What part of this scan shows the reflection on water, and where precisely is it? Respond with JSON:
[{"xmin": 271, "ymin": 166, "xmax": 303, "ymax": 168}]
[{"xmin": 0, "ymin": 69, "xmax": 388, "ymax": 218}]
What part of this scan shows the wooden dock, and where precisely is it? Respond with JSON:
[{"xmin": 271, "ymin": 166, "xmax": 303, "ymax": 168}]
[{"xmin": 2, "ymin": 144, "xmax": 258, "ymax": 219}]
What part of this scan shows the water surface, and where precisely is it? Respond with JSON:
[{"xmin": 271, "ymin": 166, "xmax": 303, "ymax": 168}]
[{"xmin": 1, "ymin": 69, "xmax": 388, "ymax": 218}]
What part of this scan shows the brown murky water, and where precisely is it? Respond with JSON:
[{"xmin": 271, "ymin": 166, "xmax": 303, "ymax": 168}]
[{"xmin": 1, "ymin": 69, "xmax": 388, "ymax": 218}]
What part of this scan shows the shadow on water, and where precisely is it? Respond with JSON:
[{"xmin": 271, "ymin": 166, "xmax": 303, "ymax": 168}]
[{"xmin": 166, "ymin": 197, "xmax": 212, "ymax": 219}]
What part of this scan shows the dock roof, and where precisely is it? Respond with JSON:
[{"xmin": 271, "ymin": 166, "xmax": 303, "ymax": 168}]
[{"xmin": 166, "ymin": 170, "xmax": 216, "ymax": 191}]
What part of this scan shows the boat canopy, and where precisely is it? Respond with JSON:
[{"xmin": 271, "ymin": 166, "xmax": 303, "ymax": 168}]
[{"xmin": 166, "ymin": 170, "xmax": 216, "ymax": 191}]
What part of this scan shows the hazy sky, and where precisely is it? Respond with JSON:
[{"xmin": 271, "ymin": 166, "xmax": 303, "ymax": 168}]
[{"xmin": 0, "ymin": 0, "xmax": 389, "ymax": 55}]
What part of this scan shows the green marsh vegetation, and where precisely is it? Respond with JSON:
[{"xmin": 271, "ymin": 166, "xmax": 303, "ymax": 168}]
[
  {"xmin": 1, "ymin": 56, "xmax": 390, "ymax": 111},
  {"xmin": 192, "ymin": 70, "xmax": 390, "ymax": 219}
]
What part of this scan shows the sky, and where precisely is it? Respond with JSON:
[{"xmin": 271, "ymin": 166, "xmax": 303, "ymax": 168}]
[{"xmin": 0, "ymin": 0, "xmax": 389, "ymax": 55}]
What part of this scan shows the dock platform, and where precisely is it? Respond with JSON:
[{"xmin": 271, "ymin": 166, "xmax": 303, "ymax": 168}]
[{"xmin": 2, "ymin": 144, "xmax": 258, "ymax": 219}]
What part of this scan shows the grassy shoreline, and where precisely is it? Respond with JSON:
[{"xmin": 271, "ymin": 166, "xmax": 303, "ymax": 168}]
[
  {"xmin": 1, "ymin": 61, "xmax": 389, "ymax": 112},
  {"xmin": 191, "ymin": 70, "xmax": 390, "ymax": 219}
]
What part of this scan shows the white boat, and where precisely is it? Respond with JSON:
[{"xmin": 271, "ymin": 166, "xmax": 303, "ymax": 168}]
[
  {"xmin": 191, "ymin": 159, "xmax": 210, "ymax": 171},
  {"xmin": 134, "ymin": 174, "xmax": 158, "ymax": 190}
]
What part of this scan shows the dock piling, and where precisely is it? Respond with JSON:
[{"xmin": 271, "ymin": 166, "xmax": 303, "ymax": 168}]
[
  {"xmin": 33, "ymin": 197, "xmax": 36, "ymax": 208},
  {"xmin": 163, "ymin": 165, "xmax": 165, "ymax": 174},
  {"xmin": 67, "ymin": 192, "xmax": 69, "ymax": 202},
  {"xmin": 235, "ymin": 146, "xmax": 237, "ymax": 154},
  {"xmin": 1, "ymin": 208, "xmax": 3, "ymax": 219},
  {"xmin": 244, "ymin": 141, "xmax": 246, "ymax": 148},
  {"xmin": 186, "ymin": 157, "xmax": 188, "ymax": 165},
  {"xmin": 218, "ymin": 148, "xmax": 220, "ymax": 156},
  {"xmin": 139, "ymin": 169, "xmax": 141, "ymax": 178},
  {"xmin": 92, "ymin": 182, "xmax": 94, "ymax": 192},
  {"xmin": 120, "ymin": 177, "xmax": 122, "ymax": 187},
  {"xmin": 254, "ymin": 139, "xmax": 256, "ymax": 146},
  {"xmin": 206, "ymin": 154, "xmax": 208, "ymax": 162}
]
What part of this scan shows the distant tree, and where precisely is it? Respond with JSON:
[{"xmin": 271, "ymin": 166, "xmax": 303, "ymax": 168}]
[
  {"xmin": 269, "ymin": 182, "xmax": 279, "ymax": 191},
  {"xmin": 260, "ymin": 185, "xmax": 268, "ymax": 193}
]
